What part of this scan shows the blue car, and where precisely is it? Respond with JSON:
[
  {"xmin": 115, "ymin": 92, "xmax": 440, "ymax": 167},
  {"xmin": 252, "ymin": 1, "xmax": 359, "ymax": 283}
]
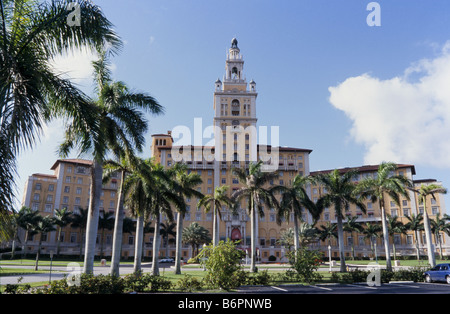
[{"xmin": 424, "ymin": 263, "xmax": 450, "ymax": 284}]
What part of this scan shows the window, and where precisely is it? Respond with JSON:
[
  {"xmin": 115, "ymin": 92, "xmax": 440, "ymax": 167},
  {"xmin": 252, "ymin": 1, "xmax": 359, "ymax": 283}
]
[
  {"xmin": 63, "ymin": 196, "xmax": 69, "ymax": 204},
  {"xmin": 64, "ymin": 186, "xmax": 70, "ymax": 193},
  {"xmin": 76, "ymin": 187, "xmax": 82, "ymax": 195},
  {"xmin": 48, "ymin": 184, "xmax": 54, "ymax": 192},
  {"xmin": 35, "ymin": 183, "xmax": 42, "ymax": 191},
  {"xmin": 33, "ymin": 193, "xmax": 40, "ymax": 201},
  {"xmin": 65, "ymin": 176, "xmax": 71, "ymax": 183},
  {"xmin": 45, "ymin": 204, "xmax": 52, "ymax": 212},
  {"xmin": 77, "ymin": 178, "xmax": 83, "ymax": 184},
  {"xmin": 403, "ymin": 208, "xmax": 410, "ymax": 217}
]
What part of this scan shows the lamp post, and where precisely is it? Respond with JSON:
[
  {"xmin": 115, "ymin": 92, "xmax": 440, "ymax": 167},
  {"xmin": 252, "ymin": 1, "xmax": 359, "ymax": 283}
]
[
  {"xmin": 328, "ymin": 245, "xmax": 332, "ymax": 272},
  {"xmin": 49, "ymin": 251, "xmax": 54, "ymax": 284}
]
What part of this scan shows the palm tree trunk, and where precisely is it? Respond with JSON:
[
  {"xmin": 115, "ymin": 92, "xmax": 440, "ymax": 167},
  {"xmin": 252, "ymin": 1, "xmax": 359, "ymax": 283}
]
[
  {"xmin": 293, "ymin": 212, "xmax": 300, "ymax": 252},
  {"xmin": 83, "ymin": 159, "xmax": 103, "ymax": 274},
  {"xmin": 133, "ymin": 214, "xmax": 144, "ymax": 274},
  {"xmin": 414, "ymin": 230, "xmax": 420, "ymax": 261},
  {"xmin": 56, "ymin": 227, "xmax": 62, "ymax": 258},
  {"xmin": 174, "ymin": 213, "xmax": 184, "ymax": 274},
  {"xmin": 213, "ymin": 203, "xmax": 218, "ymax": 246},
  {"xmin": 250, "ymin": 196, "xmax": 257, "ymax": 273},
  {"xmin": 152, "ymin": 214, "xmax": 161, "ymax": 276},
  {"xmin": 380, "ymin": 204, "xmax": 392, "ymax": 271},
  {"xmin": 423, "ymin": 204, "xmax": 436, "ymax": 267},
  {"xmin": 111, "ymin": 170, "xmax": 126, "ymax": 277},
  {"xmin": 35, "ymin": 236, "xmax": 42, "ymax": 271},
  {"xmin": 336, "ymin": 215, "xmax": 346, "ymax": 272}
]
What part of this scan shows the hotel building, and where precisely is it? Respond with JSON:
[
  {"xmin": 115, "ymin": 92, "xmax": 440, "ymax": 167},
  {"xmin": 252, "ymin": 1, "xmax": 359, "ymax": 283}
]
[{"xmin": 17, "ymin": 39, "xmax": 449, "ymax": 262}]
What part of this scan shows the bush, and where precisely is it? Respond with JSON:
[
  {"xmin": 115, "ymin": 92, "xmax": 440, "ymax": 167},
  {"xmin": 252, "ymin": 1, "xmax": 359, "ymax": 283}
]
[
  {"xmin": 287, "ymin": 248, "xmax": 323, "ymax": 283},
  {"xmin": 198, "ymin": 240, "xmax": 246, "ymax": 290},
  {"xmin": 176, "ymin": 274, "xmax": 204, "ymax": 292}
]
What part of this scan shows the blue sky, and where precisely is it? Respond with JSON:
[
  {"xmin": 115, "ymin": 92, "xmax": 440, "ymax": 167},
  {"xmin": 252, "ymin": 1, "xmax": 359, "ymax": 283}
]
[{"xmin": 17, "ymin": 0, "xmax": 450, "ymax": 212}]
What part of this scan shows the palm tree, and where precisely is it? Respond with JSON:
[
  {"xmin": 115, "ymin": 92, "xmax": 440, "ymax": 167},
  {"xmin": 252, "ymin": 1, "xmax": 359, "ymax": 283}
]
[
  {"xmin": 314, "ymin": 169, "xmax": 366, "ymax": 272},
  {"xmin": 16, "ymin": 206, "xmax": 40, "ymax": 259},
  {"xmin": 59, "ymin": 54, "xmax": 163, "ymax": 274},
  {"xmin": 182, "ymin": 222, "xmax": 211, "ymax": 258},
  {"xmin": 361, "ymin": 223, "xmax": 382, "ymax": 261},
  {"xmin": 430, "ymin": 213, "xmax": 450, "ymax": 261},
  {"xmin": 355, "ymin": 162, "xmax": 412, "ymax": 272},
  {"xmin": 169, "ymin": 163, "xmax": 203, "ymax": 275},
  {"xmin": 160, "ymin": 221, "xmax": 176, "ymax": 259},
  {"xmin": 231, "ymin": 161, "xmax": 280, "ymax": 273},
  {"xmin": 387, "ymin": 215, "xmax": 406, "ymax": 261},
  {"xmin": 33, "ymin": 215, "xmax": 56, "ymax": 271},
  {"xmin": 52, "ymin": 208, "xmax": 72, "ymax": 258},
  {"xmin": 147, "ymin": 165, "xmax": 184, "ymax": 276},
  {"xmin": 0, "ymin": 0, "xmax": 121, "ymax": 239},
  {"xmin": 343, "ymin": 216, "xmax": 364, "ymax": 260},
  {"xmin": 70, "ymin": 207, "xmax": 88, "ymax": 260},
  {"xmin": 98, "ymin": 211, "xmax": 114, "ymax": 258},
  {"xmin": 408, "ymin": 183, "xmax": 447, "ymax": 267},
  {"xmin": 103, "ymin": 153, "xmax": 138, "ymax": 277},
  {"xmin": 405, "ymin": 213, "xmax": 424, "ymax": 261},
  {"xmin": 317, "ymin": 222, "xmax": 338, "ymax": 248},
  {"xmin": 124, "ymin": 162, "xmax": 151, "ymax": 274},
  {"xmin": 278, "ymin": 174, "xmax": 321, "ymax": 252},
  {"xmin": 197, "ymin": 185, "xmax": 234, "ymax": 247}
]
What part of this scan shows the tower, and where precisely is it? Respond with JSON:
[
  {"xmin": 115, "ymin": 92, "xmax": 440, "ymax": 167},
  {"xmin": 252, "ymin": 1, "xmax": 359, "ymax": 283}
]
[{"xmin": 213, "ymin": 38, "xmax": 258, "ymax": 165}]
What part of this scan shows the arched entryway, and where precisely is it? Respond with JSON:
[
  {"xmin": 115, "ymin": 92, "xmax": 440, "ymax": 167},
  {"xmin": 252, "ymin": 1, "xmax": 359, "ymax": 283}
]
[{"xmin": 231, "ymin": 228, "xmax": 242, "ymax": 242}]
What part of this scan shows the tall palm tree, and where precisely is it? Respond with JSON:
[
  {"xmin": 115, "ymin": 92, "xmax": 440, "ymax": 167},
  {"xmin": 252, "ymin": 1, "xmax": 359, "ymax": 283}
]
[
  {"xmin": 408, "ymin": 183, "xmax": 447, "ymax": 267},
  {"xmin": 0, "ymin": 0, "xmax": 121, "ymax": 239},
  {"xmin": 355, "ymin": 162, "xmax": 412, "ymax": 271},
  {"xmin": 278, "ymin": 174, "xmax": 321, "ymax": 252},
  {"xmin": 52, "ymin": 208, "xmax": 72, "ymax": 258},
  {"xmin": 33, "ymin": 215, "xmax": 56, "ymax": 271},
  {"xmin": 405, "ymin": 213, "xmax": 424, "ymax": 261},
  {"xmin": 231, "ymin": 161, "xmax": 280, "ymax": 273},
  {"xmin": 314, "ymin": 169, "xmax": 366, "ymax": 272},
  {"xmin": 169, "ymin": 163, "xmax": 203, "ymax": 275},
  {"xmin": 59, "ymin": 54, "xmax": 163, "ymax": 274},
  {"xmin": 146, "ymin": 165, "xmax": 184, "ymax": 276},
  {"xmin": 387, "ymin": 215, "xmax": 406, "ymax": 261},
  {"xmin": 197, "ymin": 185, "xmax": 234, "ymax": 247},
  {"xmin": 70, "ymin": 207, "xmax": 88, "ymax": 260},
  {"xmin": 361, "ymin": 223, "xmax": 382, "ymax": 260},
  {"xmin": 343, "ymin": 216, "xmax": 364, "ymax": 260},
  {"xmin": 124, "ymin": 160, "xmax": 151, "ymax": 274},
  {"xmin": 103, "ymin": 153, "xmax": 138, "ymax": 277}
]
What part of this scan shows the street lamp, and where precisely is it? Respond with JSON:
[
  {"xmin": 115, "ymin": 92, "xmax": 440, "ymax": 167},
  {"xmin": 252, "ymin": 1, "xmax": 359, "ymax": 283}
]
[
  {"xmin": 49, "ymin": 251, "xmax": 54, "ymax": 284},
  {"xmin": 328, "ymin": 245, "xmax": 332, "ymax": 272}
]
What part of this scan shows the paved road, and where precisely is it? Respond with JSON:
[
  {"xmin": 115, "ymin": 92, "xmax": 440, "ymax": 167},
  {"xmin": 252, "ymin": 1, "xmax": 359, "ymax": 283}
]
[{"xmin": 236, "ymin": 282, "xmax": 450, "ymax": 294}]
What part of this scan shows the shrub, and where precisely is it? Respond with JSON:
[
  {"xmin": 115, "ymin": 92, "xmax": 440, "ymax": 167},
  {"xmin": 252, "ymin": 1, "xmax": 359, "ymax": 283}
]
[
  {"xmin": 176, "ymin": 274, "xmax": 204, "ymax": 292},
  {"xmin": 287, "ymin": 248, "xmax": 323, "ymax": 283},
  {"xmin": 198, "ymin": 240, "xmax": 246, "ymax": 290}
]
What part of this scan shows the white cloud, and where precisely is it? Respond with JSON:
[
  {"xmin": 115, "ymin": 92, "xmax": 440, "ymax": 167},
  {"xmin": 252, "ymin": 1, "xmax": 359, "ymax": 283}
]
[
  {"xmin": 328, "ymin": 41, "xmax": 450, "ymax": 169},
  {"xmin": 49, "ymin": 47, "xmax": 99, "ymax": 89}
]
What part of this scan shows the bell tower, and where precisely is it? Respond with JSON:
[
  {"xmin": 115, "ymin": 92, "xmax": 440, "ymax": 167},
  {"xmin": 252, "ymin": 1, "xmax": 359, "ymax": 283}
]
[{"xmin": 213, "ymin": 38, "xmax": 258, "ymax": 165}]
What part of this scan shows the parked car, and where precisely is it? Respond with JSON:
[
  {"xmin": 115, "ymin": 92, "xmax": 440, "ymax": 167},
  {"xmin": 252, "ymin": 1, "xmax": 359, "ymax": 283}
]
[
  {"xmin": 424, "ymin": 263, "xmax": 450, "ymax": 284},
  {"xmin": 159, "ymin": 258, "xmax": 174, "ymax": 263}
]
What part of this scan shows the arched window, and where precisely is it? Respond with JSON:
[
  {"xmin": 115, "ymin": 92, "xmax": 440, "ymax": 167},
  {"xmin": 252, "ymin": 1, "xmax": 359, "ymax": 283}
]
[{"xmin": 232, "ymin": 100, "xmax": 240, "ymax": 116}]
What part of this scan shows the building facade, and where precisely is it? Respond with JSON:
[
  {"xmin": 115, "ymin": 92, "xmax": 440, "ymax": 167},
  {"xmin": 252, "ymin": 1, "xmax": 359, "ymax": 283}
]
[{"xmin": 17, "ymin": 39, "xmax": 449, "ymax": 262}]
